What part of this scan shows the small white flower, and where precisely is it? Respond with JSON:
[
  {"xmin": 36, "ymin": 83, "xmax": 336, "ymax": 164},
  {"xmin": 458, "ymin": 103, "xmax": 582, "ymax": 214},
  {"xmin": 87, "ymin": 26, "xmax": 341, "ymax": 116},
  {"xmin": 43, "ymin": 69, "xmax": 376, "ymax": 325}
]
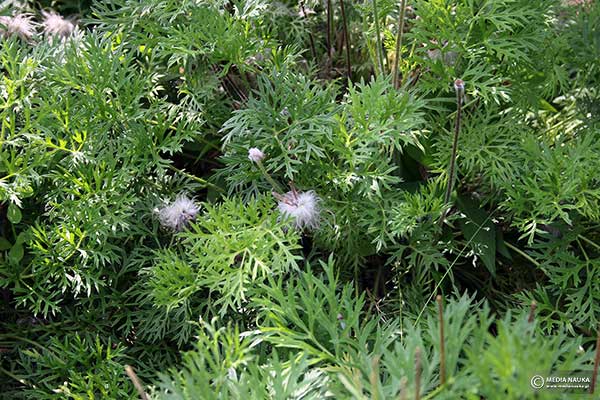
[
  {"xmin": 157, "ymin": 195, "xmax": 199, "ymax": 231},
  {"xmin": 0, "ymin": 14, "xmax": 36, "ymax": 40},
  {"xmin": 248, "ymin": 147, "xmax": 265, "ymax": 163},
  {"xmin": 42, "ymin": 11, "xmax": 76, "ymax": 39},
  {"xmin": 275, "ymin": 189, "xmax": 320, "ymax": 230}
]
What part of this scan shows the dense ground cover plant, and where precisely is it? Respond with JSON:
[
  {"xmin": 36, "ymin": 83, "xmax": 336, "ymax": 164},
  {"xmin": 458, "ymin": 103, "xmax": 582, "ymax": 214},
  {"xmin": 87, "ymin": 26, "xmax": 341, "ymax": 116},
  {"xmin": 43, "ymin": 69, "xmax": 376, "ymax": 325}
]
[{"xmin": 1, "ymin": 0, "xmax": 599, "ymax": 398}]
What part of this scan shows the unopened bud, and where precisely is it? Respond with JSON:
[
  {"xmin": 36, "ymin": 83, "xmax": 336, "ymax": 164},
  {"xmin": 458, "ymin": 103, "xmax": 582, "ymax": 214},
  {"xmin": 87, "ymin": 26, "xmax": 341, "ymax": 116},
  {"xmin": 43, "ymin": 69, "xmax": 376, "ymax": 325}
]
[
  {"xmin": 248, "ymin": 147, "xmax": 265, "ymax": 163},
  {"xmin": 453, "ymin": 79, "xmax": 465, "ymax": 95}
]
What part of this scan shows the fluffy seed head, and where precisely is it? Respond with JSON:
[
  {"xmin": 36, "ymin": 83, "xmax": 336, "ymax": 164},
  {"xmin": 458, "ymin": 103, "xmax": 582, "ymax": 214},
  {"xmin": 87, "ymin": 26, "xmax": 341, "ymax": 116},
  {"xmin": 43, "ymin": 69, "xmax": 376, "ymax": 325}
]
[
  {"xmin": 42, "ymin": 11, "xmax": 76, "ymax": 39},
  {"xmin": 248, "ymin": 147, "xmax": 265, "ymax": 163},
  {"xmin": 157, "ymin": 195, "xmax": 199, "ymax": 231},
  {"xmin": 275, "ymin": 189, "xmax": 320, "ymax": 230},
  {"xmin": 0, "ymin": 14, "xmax": 36, "ymax": 40}
]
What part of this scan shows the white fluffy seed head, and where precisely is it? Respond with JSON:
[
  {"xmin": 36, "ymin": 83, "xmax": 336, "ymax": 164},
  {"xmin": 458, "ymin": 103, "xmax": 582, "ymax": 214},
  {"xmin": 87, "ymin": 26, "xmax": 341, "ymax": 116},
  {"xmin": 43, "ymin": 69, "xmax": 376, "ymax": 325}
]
[
  {"xmin": 276, "ymin": 190, "xmax": 320, "ymax": 230},
  {"xmin": 0, "ymin": 14, "xmax": 36, "ymax": 40},
  {"xmin": 42, "ymin": 11, "xmax": 76, "ymax": 39},
  {"xmin": 248, "ymin": 147, "xmax": 265, "ymax": 163},
  {"xmin": 157, "ymin": 195, "xmax": 199, "ymax": 231}
]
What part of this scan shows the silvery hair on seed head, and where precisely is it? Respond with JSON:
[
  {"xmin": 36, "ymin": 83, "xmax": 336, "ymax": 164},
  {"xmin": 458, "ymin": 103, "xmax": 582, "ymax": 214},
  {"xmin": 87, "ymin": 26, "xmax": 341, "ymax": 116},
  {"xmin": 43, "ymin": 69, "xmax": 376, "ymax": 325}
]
[
  {"xmin": 156, "ymin": 195, "xmax": 200, "ymax": 231},
  {"xmin": 42, "ymin": 11, "xmax": 76, "ymax": 39},
  {"xmin": 0, "ymin": 14, "xmax": 36, "ymax": 40},
  {"xmin": 275, "ymin": 189, "xmax": 320, "ymax": 231}
]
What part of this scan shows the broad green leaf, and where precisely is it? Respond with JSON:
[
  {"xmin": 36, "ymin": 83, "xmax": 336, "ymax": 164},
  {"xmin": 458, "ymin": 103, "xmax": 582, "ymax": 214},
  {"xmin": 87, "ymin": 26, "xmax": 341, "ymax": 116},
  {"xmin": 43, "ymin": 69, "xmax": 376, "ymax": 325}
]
[
  {"xmin": 7, "ymin": 203, "xmax": 22, "ymax": 224},
  {"xmin": 456, "ymin": 195, "xmax": 496, "ymax": 276},
  {"xmin": 8, "ymin": 243, "xmax": 24, "ymax": 264}
]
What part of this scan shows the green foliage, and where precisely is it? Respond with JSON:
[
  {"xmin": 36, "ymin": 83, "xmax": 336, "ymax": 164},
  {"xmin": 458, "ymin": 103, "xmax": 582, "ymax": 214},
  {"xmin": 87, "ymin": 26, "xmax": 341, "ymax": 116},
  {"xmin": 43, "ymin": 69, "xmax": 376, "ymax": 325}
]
[
  {"xmin": 2, "ymin": 0, "xmax": 600, "ymax": 398},
  {"xmin": 135, "ymin": 196, "xmax": 301, "ymax": 345},
  {"xmin": 7, "ymin": 334, "xmax": 135, "ymax": 399},
  {"xmin": 219, "ymin": 74, "xmax": 426, "ymax": 267},
  {"xmin": 154, "ymin": 319, "xmax": 330, "ymax": 400},
  {"xmin": 155, "ymin": 263, "xmax": 594, "ymax": 399}
]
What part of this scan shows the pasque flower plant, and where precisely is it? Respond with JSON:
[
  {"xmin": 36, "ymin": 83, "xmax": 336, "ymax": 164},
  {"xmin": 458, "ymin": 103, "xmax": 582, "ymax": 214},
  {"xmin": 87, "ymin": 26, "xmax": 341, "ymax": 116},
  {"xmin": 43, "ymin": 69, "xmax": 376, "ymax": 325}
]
[{"xmin": 1, "ymin": 0, "xmax": 599, "ymax": 399}]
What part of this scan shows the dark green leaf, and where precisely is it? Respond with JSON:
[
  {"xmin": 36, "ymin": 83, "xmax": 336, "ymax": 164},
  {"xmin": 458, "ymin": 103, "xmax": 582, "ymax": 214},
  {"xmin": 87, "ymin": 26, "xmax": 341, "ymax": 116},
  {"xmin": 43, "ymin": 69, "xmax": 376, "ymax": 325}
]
[
  {"xmin": 7, "ymin": 203, "xmax": 22, "ymax": 224},
  {"xmin": 8, "ymin": 243, "xmax": 24, "ymax": 264},
  {"xmin": 456, "ymin": 195, "xmax": 496, "ymax": 276},
  {"xmin": 0, "ymin": 237, "xmax": 11, "ymax": 251}
]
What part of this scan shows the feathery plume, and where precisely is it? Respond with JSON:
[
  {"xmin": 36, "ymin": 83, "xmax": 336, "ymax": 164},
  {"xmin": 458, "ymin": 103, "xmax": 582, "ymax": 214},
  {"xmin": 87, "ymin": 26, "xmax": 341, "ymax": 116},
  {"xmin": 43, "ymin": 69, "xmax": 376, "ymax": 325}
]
[
  {"xmin": 274, "ymin": 188, "xmax": 320, "ymax": 230},
  {"xmin": 156, "ymin": 195, "xmax": 199, "ymax": 231},
  {"xmin": 0, "ymin": 14, "xmax": 36, "ymax": 41},
  {"xmin": 42, "ymin": 11, "xmax": 76, "ymax": 39}
]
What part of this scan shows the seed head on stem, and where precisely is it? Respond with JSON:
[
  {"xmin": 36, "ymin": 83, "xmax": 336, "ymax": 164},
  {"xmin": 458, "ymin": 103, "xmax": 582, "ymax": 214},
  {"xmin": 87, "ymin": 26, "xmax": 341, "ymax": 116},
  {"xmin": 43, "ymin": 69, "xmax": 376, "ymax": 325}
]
[{"xmin": 439, "ymin": 78, "xmax": 465, "ymax": 227}]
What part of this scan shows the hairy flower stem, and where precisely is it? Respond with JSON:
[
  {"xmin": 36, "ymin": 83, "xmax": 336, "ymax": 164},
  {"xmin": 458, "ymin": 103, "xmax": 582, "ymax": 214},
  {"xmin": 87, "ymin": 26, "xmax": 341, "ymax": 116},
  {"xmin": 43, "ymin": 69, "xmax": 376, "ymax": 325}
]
[
  {"xmin": 415, "ymin": 347, "xmax": 422, "ymax": 400},
  {"xmin": 166, "ymin": 164, "xmax": 223, "ymax": 192},
  {"xmin": 591, "ymin": 325, "xmax": 600, "ymax": 394},
  {"xmin": 370, "ymin": 356, "xmax": 381, "ymax": 400},
  {"xmin": 125, "ymin": 365, "xmax": 148, "ymax": 400},
  {"xmin": 372, "ymin": 0, "xmax": 385, "ymax": 75},
  {"xmin": 327, "ymin": 0, "xmax": 333, "ymax": 70},
  {"xmin": 439, "ymin": 79, "xmax": 464, "ymax": 226},
  {"xmin": 436, "ymin": 295, "xmax": 446, "ymax": 386},
  {"xmin": 527, "ymin": 300, "xmax": 537, "ymax": 323},
  {"xmin": 256, "ymin": 160, "xmax": 284, "ymax": 193},
  {"xmin": 392, "ymin": 0, "xmax": 408, "ymax": 88},
  {"xmin": 339, "ymin": 0, "xmax": 352, "ymax": 81},
  {"xmin": 505, "ymin": 241, "xmax": 541, "ymax": 267},
  {"xmin": 399, "ymin": 377, "xmax": 408, "ymax": 400},
  {"xmin": 578, "ymin": 234, "xmax": 600, "ymax": 252}
]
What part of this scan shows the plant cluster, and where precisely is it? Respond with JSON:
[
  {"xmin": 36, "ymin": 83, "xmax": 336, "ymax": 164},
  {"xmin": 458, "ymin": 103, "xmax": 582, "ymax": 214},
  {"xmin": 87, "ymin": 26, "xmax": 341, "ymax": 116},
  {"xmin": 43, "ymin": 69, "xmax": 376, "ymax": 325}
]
[{"xmin": 1, "ymin": 0, "xmax": 599, "ymax": 399}]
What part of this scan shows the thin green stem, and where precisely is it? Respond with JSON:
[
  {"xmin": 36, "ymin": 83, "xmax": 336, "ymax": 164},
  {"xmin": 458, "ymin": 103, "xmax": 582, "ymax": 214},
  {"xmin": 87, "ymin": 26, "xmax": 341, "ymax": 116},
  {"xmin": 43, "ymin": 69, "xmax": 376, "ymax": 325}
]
[
  {"xmin": 392, "ymin": 0, "xmax": 408, "ymax": 88},
  {"xmin": 0, "ymin": 334, "xmax": 50, "ymax": 353},
  {"xmin": 505, "ymin": 242, "xmax": 541, "ymax": 268},
  {"xmin": 577, "ymin": 238, "xmax": 590, "ymax": 262},
  {"xmin": 166, "ymin": 164, "xmax": 223, "ymax": 192},
  {"xmin": 444, "ymin": 82, "xmax": 463, "ymax": 206},
  {"xmin": 327, "ymin": 0, "xmax": 333, "ymax": 71},
  {"xmin": 0, "ymin": 366, "xmax": 28, "ymax": 386},
  {"xmin": 422, "ymin": 383, "xmax": 448, "ymax": 400},
  {"xmin": 578, "ymin": 234, "xmax": 600, "ymax": 252},
  {"xmin": 372, "ymin": 0, "xmax": 385, "ymax": 75},
  {"xmin": 300, "ymin": 1, "xmax": 317, "ymax": 61},
  {"xmin": 256, "ymin": 160, "xmax": 283, "ymax": 193},
  {"xmin": 339, "ymin": 0, "xmax": 352, "ymax": 81}
]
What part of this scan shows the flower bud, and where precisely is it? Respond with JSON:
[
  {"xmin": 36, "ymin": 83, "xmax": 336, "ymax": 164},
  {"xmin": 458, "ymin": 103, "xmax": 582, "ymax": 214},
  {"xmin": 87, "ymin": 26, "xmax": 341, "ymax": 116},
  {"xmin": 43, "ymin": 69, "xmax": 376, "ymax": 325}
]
[{"xmin": 248, "ymin": 147, "xmax": 265, "ymax": 163}]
